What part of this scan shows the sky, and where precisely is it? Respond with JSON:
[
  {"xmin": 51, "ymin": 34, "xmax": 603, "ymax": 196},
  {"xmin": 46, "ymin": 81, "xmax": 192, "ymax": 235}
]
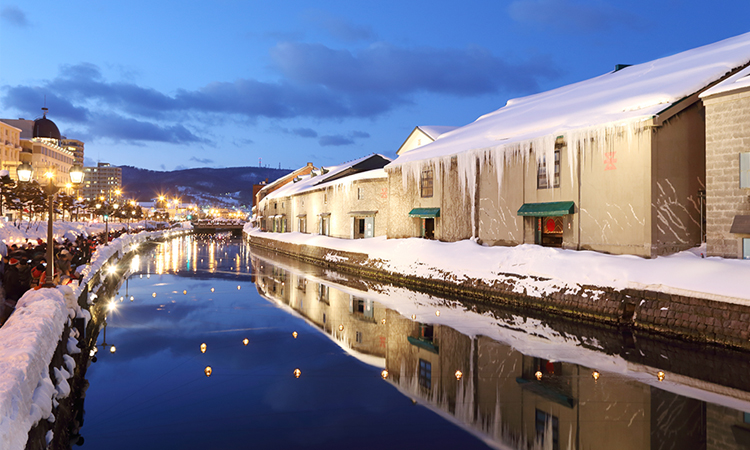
[{"xmin": 1, "ymin": 1, "xmax": 750, "ymax": 172}]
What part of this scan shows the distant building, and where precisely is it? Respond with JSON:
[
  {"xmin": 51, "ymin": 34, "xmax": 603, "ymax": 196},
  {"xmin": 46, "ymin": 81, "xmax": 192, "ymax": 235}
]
[
  {"xmin": 0, "ymin": 120, "xmax": 22, "ymax": 179},
  {"xmin": 1, "ymin": 108, "xmax": 76, "ymax": 187},
  {"xmin": 81, "ymin": 162, "xmax": 122, "ymax": 201},
  {"xmin": 61, "ymin": 138, "xmax": 84, "ymax": 166}
]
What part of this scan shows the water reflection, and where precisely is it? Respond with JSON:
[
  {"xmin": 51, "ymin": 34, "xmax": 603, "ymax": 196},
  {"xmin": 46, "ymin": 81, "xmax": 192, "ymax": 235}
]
[
  {"xmin": 251, "ymin": 247, "xmax": 750, "ymax": 450},
  {"xmin": 82, "ymin": 235, "xmax": 750, "ymax": 450},
  {"xmin": 83, "ymin": 235, "xmax": 490, "ymax": 450}
]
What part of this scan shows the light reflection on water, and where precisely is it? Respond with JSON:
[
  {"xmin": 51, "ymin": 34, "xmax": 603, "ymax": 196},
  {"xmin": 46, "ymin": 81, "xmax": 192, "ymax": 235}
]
[
  {"xmin": 84, "ymin": 235, "xmax": 750, "ymax": 450},
  {"xmin": 82, "ymin": 235, "xmax": 491, "ymax": 449}
]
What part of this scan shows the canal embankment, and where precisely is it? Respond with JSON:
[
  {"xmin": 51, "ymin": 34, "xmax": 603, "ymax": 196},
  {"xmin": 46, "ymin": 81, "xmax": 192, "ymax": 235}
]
[
  {"xmin": 244, "ymin": 228, "xmax": 750, "ymax": 351},
  {"xmin": 0, "ymin": 227, "xmax": 190, "ymax": 450}
]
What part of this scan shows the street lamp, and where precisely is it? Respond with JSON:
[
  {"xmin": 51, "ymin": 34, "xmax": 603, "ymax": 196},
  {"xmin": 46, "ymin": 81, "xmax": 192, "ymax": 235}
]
[
  {"xmin": 17, "ymin": 163, "xmax": 84, "ymax": 287},
  {"xmin": 97, "ymin": 200, "xmax": 119, "ymax": 246}
]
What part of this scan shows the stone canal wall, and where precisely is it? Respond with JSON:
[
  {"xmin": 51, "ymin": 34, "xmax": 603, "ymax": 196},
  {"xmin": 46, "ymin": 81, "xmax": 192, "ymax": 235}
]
[{"xmin": 246, "ymin": 233, "xmax": 750, "ymax": 351}]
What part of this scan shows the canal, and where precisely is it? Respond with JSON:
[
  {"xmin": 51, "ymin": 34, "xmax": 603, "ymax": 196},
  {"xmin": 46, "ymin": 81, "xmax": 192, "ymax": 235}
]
[{"xmin": 78, "ymin": 234, "xmax": 750, "ymax": 449}]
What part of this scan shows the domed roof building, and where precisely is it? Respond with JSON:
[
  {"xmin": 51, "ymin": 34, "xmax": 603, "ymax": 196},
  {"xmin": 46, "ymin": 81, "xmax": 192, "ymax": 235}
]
[{"xmin": 33, "ymin": 107, "xmax": 61, "ymax": 140}]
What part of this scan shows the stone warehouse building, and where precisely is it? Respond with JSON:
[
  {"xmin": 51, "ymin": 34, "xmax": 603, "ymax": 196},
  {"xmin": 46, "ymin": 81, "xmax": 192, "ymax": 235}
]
[
  {"xmin": 257, "ymin": 154, "xmax": 391, "ymax": 239},
  {"xmin": 701, "ymin": 66, "xmax": 750, "ymax": 259},
  {"xmin": 386, "ymin": 32, "xmax": 750, "ymax": 258},
  {"xmin": 254, "ymin": 32, "xmax": 750, "ymax": 260}
]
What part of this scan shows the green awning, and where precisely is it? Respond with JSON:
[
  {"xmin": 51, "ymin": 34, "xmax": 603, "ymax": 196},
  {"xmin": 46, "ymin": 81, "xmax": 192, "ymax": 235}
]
[
  {"xmin": 407, "ymin": 336, "xmax": 439, "ymax": 354},
  {"xmin": 408, "ymin": 207, "xmax": 440, "ymax": 218},
  {"xmin": 517, "ymin": 201, "xmax": 575, "ymax": 217}
]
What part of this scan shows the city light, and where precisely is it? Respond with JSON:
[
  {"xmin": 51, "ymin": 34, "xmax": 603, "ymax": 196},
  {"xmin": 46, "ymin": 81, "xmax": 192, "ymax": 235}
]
[
  {"xmin": 205, "ymin": 366, "xmax": 212, "ymax": 377},
  {"xmin": 381, "ymin": 370, "xmax": 389, "ymax": 379},
  {"xmin": 455, "ymin": 370, "xmax": 463, "ymax": 381},
  {"xmin": 592, "ymin": 371, "xmax": 601, "ymax": 381},
  {"xmin": 243, "ymin": 338, "xmax": 249, "ymax": 346},
  {"xmin": 200, "ymin": 343, "xmax": 207, "ymax": 353},
  {"xmin": 293, "ymin": 368, "xmax": 301, "ymax": 378}
]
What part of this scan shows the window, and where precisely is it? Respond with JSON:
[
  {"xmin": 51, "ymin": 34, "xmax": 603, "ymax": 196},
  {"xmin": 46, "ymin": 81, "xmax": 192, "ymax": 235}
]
[
  {"xmin": 318, "ymin": 284, "xmax": 329, "ymax": 302},
  {"xmin": 355, "ymin": 331, "xmax": 362, "ymax": 343},
  {"xmin": 298, "ymin": 217, "xmax": 306, "ymax": 233},
  {"xmin": 535, "ymin": 409, "xmax": 559, "ymax": 450},
  {"xmin": 357, "ymin": 187, "xmax": 364, "ymax": 200},
  {"xmin": 324, "ymin": 193, "xmax": 328, "ymax": 204},
  {"xmin": 741, "ymin": 153, "xmax": 750, "ymax": 189},
  {"xmin": 537, "ymin": 147, "xmax": 561, "ymax": 189},
  {"xmin": 744, "ymin": 238, "xmax": 750, "ymax": 260},
  {"xmin": 418, "ymin": 359, "xmax": 432, "ymax": 390},
  {"xmin": 421, "ymin": 169, "xmax": 434, "ymax": 198}
]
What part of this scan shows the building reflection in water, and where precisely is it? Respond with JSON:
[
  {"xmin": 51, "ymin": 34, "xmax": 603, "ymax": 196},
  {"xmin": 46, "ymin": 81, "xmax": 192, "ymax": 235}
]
[{"xmin": 251, "ymin": 250, "xmax": 750, "ymax": 450}]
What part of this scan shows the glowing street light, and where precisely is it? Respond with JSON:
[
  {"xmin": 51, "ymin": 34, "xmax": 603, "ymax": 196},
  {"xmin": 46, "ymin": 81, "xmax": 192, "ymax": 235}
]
[
  {"xmin": 205, "ymin": 366, "xmax": 212, "ymax": 377},
  {"xmin": 200, "ymin": 343, "xmax": 207, "ymax": 353}
]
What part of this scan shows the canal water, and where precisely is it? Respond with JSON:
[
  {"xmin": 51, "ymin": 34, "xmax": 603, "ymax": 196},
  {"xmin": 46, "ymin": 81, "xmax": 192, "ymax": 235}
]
[{"xmin": 80, "ymin": 235, "xmax": 750, "ymax": 450}]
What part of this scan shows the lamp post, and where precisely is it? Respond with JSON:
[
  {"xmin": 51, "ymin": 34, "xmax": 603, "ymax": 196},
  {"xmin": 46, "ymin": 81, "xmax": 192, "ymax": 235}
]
[
  {"xmin": 96, "ymin": 199, "xmax": 119, "ymax": 246},
  {"xmin": 17, "ymin": 163, "xmax": 84, "ymax": 287}
]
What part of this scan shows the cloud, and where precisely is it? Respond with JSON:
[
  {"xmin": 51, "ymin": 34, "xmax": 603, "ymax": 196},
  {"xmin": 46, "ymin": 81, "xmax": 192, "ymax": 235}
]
[
  {"xmin": 0, "ymin": 41, "xmax": 559, "ymax": 147},
  {"xmin": 319, "ymin": 135, "xmax": 354, "ymax": 146},
  {"xmin": 0, "ymin": 6, "xmax": 28, "ymax": 27},
  {"xmin": 318, "ymin": 130, "xmax": 369, "ymax": 147},
  {"xmin": 190, "ymin": 156, "xmax": 214, "ymax": 164},
  {"xmin": 271, "ymin": 41, "xmax": 558, "ymax": 96},
  {"xmin": 305, "ymin": 11, "xmax": 375, "ymax": 42},
  {"xmin": 279, "ymin": 127, "xmax": 318, "ymax": 138},
  {"xmin": 508, "ymin": 0, "xmax": 644, "ymax": 31},
  {"xmin": 94, "ymin": 113, "xmax": 206, "ymax": 144}
]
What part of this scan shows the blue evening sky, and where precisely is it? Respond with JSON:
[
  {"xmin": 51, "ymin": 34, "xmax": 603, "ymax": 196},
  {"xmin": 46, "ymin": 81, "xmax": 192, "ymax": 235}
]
[{"xmin": 1, "ymin": 0, "xmax": 749, "ymax": 171}]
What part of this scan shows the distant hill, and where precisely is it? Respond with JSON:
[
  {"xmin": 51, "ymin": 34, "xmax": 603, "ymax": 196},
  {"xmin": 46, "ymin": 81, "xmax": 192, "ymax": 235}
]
[{"xmin": 121, "ymin": 166, "xmax": 292, "ymax": 208}]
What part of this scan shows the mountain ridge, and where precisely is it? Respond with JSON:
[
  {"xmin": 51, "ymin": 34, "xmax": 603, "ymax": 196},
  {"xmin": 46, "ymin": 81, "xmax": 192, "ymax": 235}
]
[{"xmin": 121, "ymin": 165, "xmax": 292, "ymax": 207}]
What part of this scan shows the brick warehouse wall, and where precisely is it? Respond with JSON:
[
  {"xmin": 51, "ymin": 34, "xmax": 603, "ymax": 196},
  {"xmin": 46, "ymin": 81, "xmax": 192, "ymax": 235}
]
[{"xmin": 704, "ymin": 88, "xmax": 750, "ymax": 258}]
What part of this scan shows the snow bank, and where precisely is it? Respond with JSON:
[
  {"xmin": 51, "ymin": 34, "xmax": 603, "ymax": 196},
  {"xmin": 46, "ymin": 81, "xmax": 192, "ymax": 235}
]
[
  {"xmin": 245, "ymin": 227, "xmax": 750, "ymax": 304},
  {"xmin": 0, "ymin": 224, "xmax": 188, "ymax": 450}
]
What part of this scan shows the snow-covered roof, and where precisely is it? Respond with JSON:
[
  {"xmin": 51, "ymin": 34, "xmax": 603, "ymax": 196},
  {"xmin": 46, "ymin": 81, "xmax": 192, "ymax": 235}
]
[
  {"xmin": 417, "ymin": 126, "xmax": 458, "ymax": 140},
  {"xmin": 701, "ymin": 65, "xmax": 750, "ymax": 98},
  {"xmin": 264, "ymin": 154, "xmax": 390, "ymax": 201},
  {"xmin": 390, "ymin": 32, "xmax": 750, "ymax": 167}
]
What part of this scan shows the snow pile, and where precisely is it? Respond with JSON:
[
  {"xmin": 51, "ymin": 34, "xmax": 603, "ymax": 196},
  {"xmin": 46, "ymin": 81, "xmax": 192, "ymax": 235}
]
[
  {"xmin": 245, "ymin": 227, "xmax": 750, "ymax": 304},
  {"xmin": 0, "ymin": 288, "xmax": 70, "ymax": 450}
]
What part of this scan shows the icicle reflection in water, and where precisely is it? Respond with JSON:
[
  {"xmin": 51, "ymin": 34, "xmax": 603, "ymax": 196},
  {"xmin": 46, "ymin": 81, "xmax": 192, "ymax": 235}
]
[{"xmin": 252, "ymin": 248, "xmax": 750, "ymax": 450}]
